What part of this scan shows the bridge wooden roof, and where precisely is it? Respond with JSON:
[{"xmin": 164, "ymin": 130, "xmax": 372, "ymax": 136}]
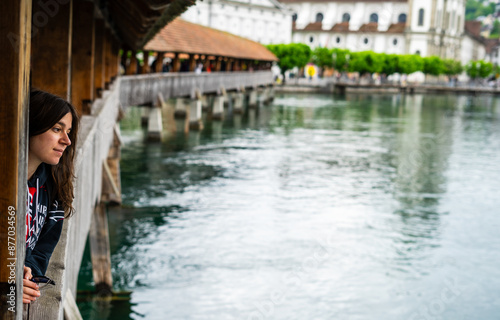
[
  {"xmin": 144, "ymin": 18, "xmax": 278, "ymax": 61},
  {"xmin": 103, "ymin": 0, "xmax": 195, "ymax": 50}
]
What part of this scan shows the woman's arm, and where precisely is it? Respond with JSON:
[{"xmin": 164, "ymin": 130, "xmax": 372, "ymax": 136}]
[{"xmin": 22, "ymin": 266, "xmax": 40, "ymax": 304}]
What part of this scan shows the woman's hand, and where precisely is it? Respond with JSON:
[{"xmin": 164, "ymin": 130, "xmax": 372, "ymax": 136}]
[{"xmin": 23, "ymin": 266, "xmax": 40, "ymax": 304}]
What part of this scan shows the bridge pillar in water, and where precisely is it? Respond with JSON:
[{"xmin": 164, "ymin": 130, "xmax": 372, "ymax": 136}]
[
  {"xmin": 212, "ymin": 95, "xmax": 225, "ymax": 120},
  {"xmin": 234, "ymin": 92, "xmax": 245, "ymax": 114},
  {"xmin": 189, "ymin": 99, "xmax": 203, "ymax": 130},
  {"xmin": 248, "ymin": 90, "xmax": 258, "ymax": 109},
  {"xmin": 174, "ymin": 98, "xmax": 187, "ymax": 118},
  {"xmin": 147, "ymin": 105, "xmax": 163, "ymax": 141}
]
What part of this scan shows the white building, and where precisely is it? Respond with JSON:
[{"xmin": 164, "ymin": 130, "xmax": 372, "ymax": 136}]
[
  {"xmin": 181, "ymin": 0, "xmax": 293, "ymax": 45},
  {"xmin": 282, "ymin": 0, "xmax": 475, "ymax": 60}
]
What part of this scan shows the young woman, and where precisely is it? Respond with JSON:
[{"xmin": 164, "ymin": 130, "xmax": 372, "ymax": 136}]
[{"xmin": 23, "ymin": 89, "xmax": 79, "ymax": 304}]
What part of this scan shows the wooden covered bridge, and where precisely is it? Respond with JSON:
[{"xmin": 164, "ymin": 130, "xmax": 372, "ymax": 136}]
[{"xmin": 0, "ymin": 1, "xmax": 277, "ymax": 320}]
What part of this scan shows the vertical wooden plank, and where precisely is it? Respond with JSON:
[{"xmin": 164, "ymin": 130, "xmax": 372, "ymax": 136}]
[
  {"xmin": 126, "ymin": 50, "xmax": 137, "ymax": 75},
  {"xmin": 215, "ymin": 57, "xmax": 222, "ymax": 72},
  {"xmin": 31, "ymin": 0, "xmax": 72, "ymax": 101},
  {"xmin": 155, "ymin": 52, "xmax": 164, "ymax": 73},
  {"xmin": 71, "ymin": 0, "xmax": 95, "ymax": 115},
  {"xmin": 93, "ymin": 19, "xmax": 105, "ymax": 98},
  {"xmin": 142, "ymin": 51, "xmax": 150, "ymax": 74},
  {"xmin": 172, "ymin": 53, "xmax": 180, "ymax": 72},
  {"xmin": 89, "ymin": 202, "xmax": 113, "ymax": 295},
  {"xmin": 104, "ymin": 28, "xmax": 112, "ymax": 86},
  {"xmin": 111, "ymin": 38, "xmax": 119, "ymax": 78},
  {"xmin": 188, "ymin": 54, "xmax": 196, "ymax": 72},
  {"xmin": 0, "ymin": 1, "xmax": 31, "ymax": 319}
]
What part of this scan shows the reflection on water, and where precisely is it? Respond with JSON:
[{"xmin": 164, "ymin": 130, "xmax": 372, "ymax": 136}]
[{"xmin": 78, "ymin": 93, "xmax": 500, "ymax": 320}]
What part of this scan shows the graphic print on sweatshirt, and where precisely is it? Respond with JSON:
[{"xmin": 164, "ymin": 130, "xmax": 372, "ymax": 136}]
[{"xmin": 26, "ymin": 179, "xmax": 64, "ymax": 250}]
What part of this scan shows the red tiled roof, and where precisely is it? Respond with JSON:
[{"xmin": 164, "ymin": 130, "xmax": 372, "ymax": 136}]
[
  {"xmin": 465, "ymin": 20, "xmax": 481, "ymax": 37},
  {"xmin": 144, "ymin": 18, "xmax": 278, "ymax": 61},
  {"xmin": 386, "ymin": 23, "xmax": 405, "ymax": 33},
  {"xmin": 303, "ymin": 22, "xmax": 323, "ymax": 31},
  {"xmin": 358, "ymin": 22, "xmax": 379, "ymax": 32},
  {"xmin": 330, "ymin": 22, "xmax": 349, "ymax": 32}
]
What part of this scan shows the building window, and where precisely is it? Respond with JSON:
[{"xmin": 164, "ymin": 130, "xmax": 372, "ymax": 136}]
[
  {"xmin": 398, "ymin": 13, "xmax": 407, "ymax": 23},
  {"xmin": 316, "ymin": 13, "xmax": 324, "ymax": 23},
  {"xmin": 370, "ymin": 13, "xmax": 378, "ymax": 23},
  {"xmin": 309, "ymin": 36, "xmax": 314, "ymax": 43},
  {"xmin": 342, "ymin": 13, "xmax": 350, "ymax": 23},
  {"xmin": 336, "ymin": 37, "xmax": 341, "ymax": 43},
  {"xmin": 418, "ymin": 8, "xmax": 424, "ymax": 26},
  {"xmin": 292, "ymin": 13, "xmax": 298, "ymax": 22},
  {"xmin": 393, "ymin": 38, "xmax": 398, "ymax": 45},
  {"xmin": 364, "ymin": 38, "xmax": 369, "ymax": 44}
]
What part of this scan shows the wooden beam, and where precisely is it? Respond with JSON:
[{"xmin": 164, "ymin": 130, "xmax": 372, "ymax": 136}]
[
  {"xmin": 104, "ymin": 28, "xmax": 113, "ymax": 85},
  {"xmin": 172, "ymin": 53, "xmax": 180, "ymax": 72},
  {"xmin": 188, "ymin": 54, "xmax": 196, "ymax": 72},
  {"xmin": 126, "ymin": 50, "xmax": 137, "ymax": 75},
  {"xmin": 0, "ymin": 1, "xmax": 31, "ymax": 318},
  {"xmin": 94, "ymin": 19, "xmax": 105, "ymax": 98},
  {"xmin": 89, "ymin": 202, "xmax": 113, "ymax": 295},
  {"xmin": 155, "ymin": 52, "xmax": 164, "ymax": 73},
  {"xmin": 215, "ymin": 57, "xmax": 222, "ymax": 72},
  {"xmin": 142, "ymin": 51, "xmax": 150, "ymax": 73},
  {"xmin": 31, "ymin": 0, "xmax": 72, "ymax": 101},
  {"xmin": 111, "ymin": 38, "xmax": 120, "ymax": 79},
  {"xmin": 71, "ymin": 0, "xmax": 95, "ymax": 115}
]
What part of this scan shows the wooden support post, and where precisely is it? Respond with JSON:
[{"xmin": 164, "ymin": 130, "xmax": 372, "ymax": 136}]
[
  {"xmin": 104, "ymin": 29, "xmax": 112, "ymax": 84},
  {"xmin": 89, "ymin": 202, "xmax": 113, "ymax": 296},
  {"xmin": 126, "ymin": 50, "xmax": 137, "ymax": 75},
  {"xmin": 71, "ymin": 0, "xmax": 95, "ymax": 115},
  {"xmin": 188, "ymin": 54, "xmax": 196, "ymax": 72},
  {"xmin": 142, "ymin": 51, "xmax": 150, "ymax": 73},
  {"xmin": 0, "ymin": 1, "xmax": 31, "ymax": 318},
  {"xmin": 234, "ymin": 60, "xmax": 241, "ymax": 71},
  {"xmin": 172, "ymin": 53, "xmax": 181, "ymax": 72},
  {"xmin": 215, "ymin": 57, "xmax": 222, "ymax": 72},
  {"xmin": 31, "ymin": 0, "xmax": 72, "ymax": 100},
  {"xmin": 155, "ymin": 52, "xmax": 164, "ymax": 72},
  {"xmin": 227, "ymin": 59, "xmax": 233, "ymax": 72},
  {"xmin": 102, "ymin": 130, "xmax": 122, "ymax": 205},
  {"xmin": 111, "ymin": 38, "xmax": 119, "ymax": 79},
  {"xmin": 94, "ymin": 19, "xmax": 105, "ymax": 98}
]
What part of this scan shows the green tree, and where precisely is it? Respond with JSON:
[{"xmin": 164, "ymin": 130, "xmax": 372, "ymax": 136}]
[
  {"xmin": 443, "ymin": 59, "xmax": 463, "ymax": 76},
  {"xmin": 398, "ymin": 54, "xmax": 424, "ymax": 74},
  {"xmin": 381, "ymin": 54, "xmax": 399, "ymax": 76},
  {"xmin": 266, "ymin": 43, "xmax": 312, "ymax": 82},
  {"xmin": 311, "ymin": 47, "xmax": 333, "ymax": 75},
  {"xmin": 331, "ymin": 48, "xmax": 351, "ymax": 72},
  {"xmin": 491, "ymin": 20, "xmax": 500, "ymax": 38},
  {"xmin": 348, "ymin": 51, "xmax": 384, "ymax": 75},
  {"xmin": 423, "ymin": 56, "xmax": 445, "ymax": 76},
  {"xmin": 466, "ymin": 60, "xmax": 493, "ymax": 78}
]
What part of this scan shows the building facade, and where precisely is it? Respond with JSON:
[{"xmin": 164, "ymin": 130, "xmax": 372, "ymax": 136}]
[
  {"xmin": 282, "ymin": 0, "xmax": 471, "ymax": 60},
  {"xmin": 181, "ymin": 0, "xmax": 293, "ymax": 45}
]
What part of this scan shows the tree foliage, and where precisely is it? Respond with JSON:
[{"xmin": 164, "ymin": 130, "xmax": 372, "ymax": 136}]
[
  {"xmin": 466, "ymin": 60, "xmax": 494, "ymax": 78},
  {"xmin": 266, "ymin": 43, "xmax": 312, "ymax": 75},
  {"xmin": 465, "ymin": 0, "xmax": 496, "ymax": 20}
]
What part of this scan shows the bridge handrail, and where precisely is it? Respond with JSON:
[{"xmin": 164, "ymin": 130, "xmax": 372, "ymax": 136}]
[{"xmin": 119, "ymin": 70, "xmax": 273, "ymax": 107}]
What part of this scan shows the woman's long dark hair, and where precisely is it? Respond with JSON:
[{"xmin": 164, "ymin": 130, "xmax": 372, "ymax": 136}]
[{"xmin": 29, "ymin": 89, "xmax": 79, "ymax": 218}]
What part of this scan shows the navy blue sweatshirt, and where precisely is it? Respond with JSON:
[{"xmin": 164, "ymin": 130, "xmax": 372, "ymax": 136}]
[{"xmin": 25, "ymin": 163, "xmax": 64, "ymax": 276}]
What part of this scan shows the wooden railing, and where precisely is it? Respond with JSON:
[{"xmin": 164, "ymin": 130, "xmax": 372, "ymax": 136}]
[
  {"xmin": 119, "ymin": 70, "xmax": 274, "ymax": 107},
  {"xmin": 25, "ymin": 80, "xmax": 122, "ymax": 320}
]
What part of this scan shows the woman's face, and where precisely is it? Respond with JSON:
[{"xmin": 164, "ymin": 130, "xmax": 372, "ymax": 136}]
[{"xmin": 29, "ymin": 112, "xmax": 73, "ymax": 167}]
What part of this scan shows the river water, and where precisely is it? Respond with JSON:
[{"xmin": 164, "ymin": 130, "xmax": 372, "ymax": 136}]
[{"xmin": 77, "ymin": 93, "xmax": 500, "ymax": 320}]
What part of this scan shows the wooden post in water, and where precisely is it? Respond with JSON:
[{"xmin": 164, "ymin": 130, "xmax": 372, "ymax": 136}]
[
  {"xmin": 31, "ymin": 0, "xmax": 73, "ymax": 100},
  {"xmin": 0, "ymin": 1, "xmax": 31, "ymax": 318},
  {"xmin": 102, "ymin": 127, "xmax": 122, "ymax": 205},
  {"xmin": 71, "ymin": 0, "xmax": 95, "ymax": 115},
  {"xmin": 89, "ymin": 202, "xmax": 113, "ymax": 296}
]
